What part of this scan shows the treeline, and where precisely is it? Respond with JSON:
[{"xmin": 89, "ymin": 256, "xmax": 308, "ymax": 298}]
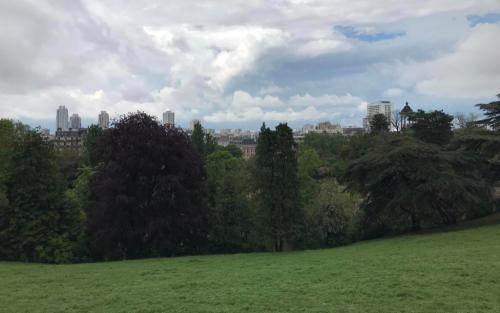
[{"xmin": 0, "ymin": 97, "xmax": 499, "ymax": 263}]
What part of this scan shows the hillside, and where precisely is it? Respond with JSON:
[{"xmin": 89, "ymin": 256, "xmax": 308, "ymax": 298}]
[{"xmin": 1, "ymin": 223, "xmax": 500, "ymax": 313}]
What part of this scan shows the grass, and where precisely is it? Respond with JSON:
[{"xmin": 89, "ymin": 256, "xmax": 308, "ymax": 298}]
[{"xmin": 1, "ymin": 224, "xmax": 500, "ymax": 312}]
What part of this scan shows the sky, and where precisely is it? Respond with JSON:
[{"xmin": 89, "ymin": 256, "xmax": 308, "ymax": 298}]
[{"xmin": 1, "ymin": 0, "xmax": 500, "ymax": 131}]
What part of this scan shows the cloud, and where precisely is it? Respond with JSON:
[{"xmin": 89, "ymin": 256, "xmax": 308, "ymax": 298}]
[
  {"xmin": 203, "ymin": 91, "xmax": 364, "ymax": 123},
  {"xmin": 398, "ymin": 24, "xmax": 500, "ymax": 98},
  {"xmin": 384, "ymin": 88, "xmax": 404, "ymax": 97},
  {"xmin": 467, "ymin": 13, "xmax": 500, "ymax": 27},
  {"xmin": 335, "ymin": 26, "xmax": 405, "ymax": 42},
  {"xmin": 1, "ymin": 0, "xmax": 500, "ymax": 130}
]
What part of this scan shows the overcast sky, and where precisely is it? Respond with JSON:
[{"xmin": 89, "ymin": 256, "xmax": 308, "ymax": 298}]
[{"xmin": 1, "ymin": 0, "xmax": 500, "ymax": 130}]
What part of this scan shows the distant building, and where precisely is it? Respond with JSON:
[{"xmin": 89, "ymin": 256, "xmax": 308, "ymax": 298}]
[
  {"xmin": 52, "ymin": 128, "xmax": 88, "ymax": 153},
  {"xmin": 163, "ymin": 110, "xmax": 175, "ymax": 127},
  {"xmin": 239, "ymin": 138, "xmax": 257, "ymax": 160},
  {"xmin": 365, "ymin": 101, "xmax": 393, "ymax": 131},
  {"xmin": 316, "ymin": 121, "xmax": 342, "ymax": 134},
  {"xmin": 70, "ymin": 114, "xmax": 81, "ymax": 129},
  {"xmin": 400, "ymin": 102, "xmax": 414, "ymax": 129},
  {"xmin": 56, "ymin": 106, "xmax": 69, "ymax": 131},
  {"xmin": 342, "ymin": 127, "xmax": 365, "ymax": 136},
  {"xmin": 98, "ymin": 111, "xmax": 109, "ymax": 129}
]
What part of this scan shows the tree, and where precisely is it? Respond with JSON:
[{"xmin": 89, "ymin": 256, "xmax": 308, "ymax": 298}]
[
  {"xmin": 84, "ymin": 124, "xmax": 103, "ymax": 166},
  {"xmin": 254, "ymin": 123, "xmax": 301, "ymax": 251},
  {"xmin": 303, "ymin": 133, "xmax": 348, "ymax": 177},
  {"xmin": 391, "ymin": 110, "xmax": 401, "ymax": 132},
  {"xmin": 86, "ymin": 112, "xmax": 208, "ymax": 260},
  {"xmin": 370, "ymin": 114, "xmax": 390, "ymax": 134},
  {"xmin": 297, "ymin": 146, "xmax": 322, "ymax": 206},
  {"xmin": 305, "ymin": 180, "xmax": 359, "ymax": 247},
  {"xmin": 0, "ymin": 130, "xmax": 83, "ymax": 263},
  {"xmin": 476, "ymin": 94, "xmax": 500, "ymax": 130},
  {"xmin": 341, "ymin": 135, "xmax": 494, "ymax": 237},
  {"xmin": 221, "ymin": 144, "xmax": 243, "ymax": 158},
  {"xmin": 191, "ymin": 121, "xmax": 205, "ymax": 156},
  {"xmin": 409, "ymin": 110, "xmax": 454, "ymax": 145},
  {"xmin": 206, "ymin": 151, "xmax": 256, "ymax": 251},
  {"xmin": 454, "ymin": 112, "xmax": 479, "ymax": 129}
]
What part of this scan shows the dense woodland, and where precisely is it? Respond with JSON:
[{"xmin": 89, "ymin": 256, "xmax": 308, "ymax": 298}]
[{"xmin": 0, "ymin": 96, "xmax": 499, "ymax": 263}]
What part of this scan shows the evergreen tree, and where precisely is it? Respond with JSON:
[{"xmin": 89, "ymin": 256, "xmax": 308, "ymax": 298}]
[
  {"xmin": 86, "ymin": 112, "xmax": 208, "ymax": 260},
  {"xmin": 255, "ymin": 123, "xmax": 301, "ymax": 251},
  {"xmin": 191, "ymin": 121, "xmax": 205, "ymax": 156},
  {"xmin": 476, "ymin": 94, "xmax": 500, "ymax": 131},
  {"xmin": 341, "ymin": 135, "xmax": 493, "ymax": 237},
  {"xmin": 370, "ymin": 114, "xmax": 390, "ymax": 134},
  {"xmin": 409, "ymin": 110, "xmax": 454, "ymax": 145}
]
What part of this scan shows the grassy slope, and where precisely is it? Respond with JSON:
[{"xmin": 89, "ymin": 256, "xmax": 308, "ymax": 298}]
[{"xmin": 1, "ymin": 224, "xmax": 500, "ymax": 313}]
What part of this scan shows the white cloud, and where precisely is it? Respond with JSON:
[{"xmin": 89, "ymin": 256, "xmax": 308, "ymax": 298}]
[
  {"xmin": 1, "ymin": 0, "xmax": 500, "ymax": 129},
  {"xmin": 384, "ymin": 88, "xmax": 404, "ymax": 97},
  {"xmin": 203, "ymin": 91, "xmax": 364, "ymax": 123},
  {"xmin": 398, "ymin": 24, "xmax": 500, "ymax": 98}
]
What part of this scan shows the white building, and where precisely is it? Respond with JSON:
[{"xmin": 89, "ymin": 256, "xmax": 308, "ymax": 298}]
[
  {"xmin": 98, "ymin": 111, "xmax": 109, "ymax": 129},
  {"xmin": 364, "ymin": 101, "xmax": 393, "ymax": 131},
  {"xmin": 70, "ymin": 113, "xmax": 81, "ymax": 129},
  {"xmin": 56, "ymin": 106, "xmax": 69, "ymax": 131},
  {"xmin": 162, "ymin": 110, "xmax": 175, "ymax": 127}
]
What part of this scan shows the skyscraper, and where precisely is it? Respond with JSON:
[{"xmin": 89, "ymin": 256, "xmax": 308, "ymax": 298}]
[
  {"xmin": 98, "ymin": 111, "xmax": 109, "ymax": 129},
  {"xmin": 56, "ymin": 106, "xmax": 69, "ymax": 131},
  {"xmin": 364, "ymin": 101, "xmax": 393, "ymax": 131},
  {"xmin": 70, "ymin": 113, "xmax": 81, "ymax": 130},
  {"xmin": 163, "ymin": 110, "xmax": 175, "ymax": 127}
]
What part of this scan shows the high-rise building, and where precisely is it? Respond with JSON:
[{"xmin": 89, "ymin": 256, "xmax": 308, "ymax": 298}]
[
  {"xmin": 70, "ymin": 113, "xmax": 81, "ymax": 130},
  {"xmin": 56, "ymin": 106, "xmax": 69, "ymax": 131},
  {"xmin": 98, "ymin": 111, "xmax": 109, "ymax": 129},
  {"xmin": 365, "ymin": 101, "xmax": 393, "ymax": 131},
  {"xmin": 163, "ymin": 110, "xmax": 175, "ymax": 127}
]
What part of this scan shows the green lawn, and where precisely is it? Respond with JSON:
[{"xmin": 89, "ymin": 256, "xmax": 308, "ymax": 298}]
[{"xmin": 1, "ymin": 224, "xmax": 500, "ymax": 313}]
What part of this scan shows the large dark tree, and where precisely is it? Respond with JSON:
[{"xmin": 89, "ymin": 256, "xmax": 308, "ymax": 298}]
[
  {"xmin": 341, "ymin": 135, "xmax": 493, "ymax": 237},
  {"xmin": 0, "ymin": 130, "xmax": 83, "ymax": 263},
  {"xmin": 370, "ymin": 114, "xmax": 390, "ymax": 134},
  {"xmin": 409, "ymin": 110, "xmax": 454, "ymax": 145},
  {"xmin": 476, "ymin": 94, "xmax": 500, "ymax": 131},
  {"xmin": 255, "ymin": 123, "xmax": 301, "ymax": 251},
  {"xmin": 86, "ymin": 112, "xmax": 208, "ymax": 260}
]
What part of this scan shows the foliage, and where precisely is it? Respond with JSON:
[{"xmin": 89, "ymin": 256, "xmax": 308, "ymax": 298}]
[
  {"xmin": 219, "ymin": 144, "xmax": 243, "ymax": 158},
  {"xmin": 254, "ymin": 123, "xmax": 301, "ymax": 251},
  {"xmin": 191, "ymin": 121, "xmax": 218, "ymax": 158},
  {"xmin": 475, "ymin": 94, "xmax": 500, "ymax": 131},
  {"xmin": 86, "ymin": 112, "xmax": 208, "ymax": 260},
  {"xmin": 84, "ymin": 124, "xmax": 103, "ymax": 166},
  {"xmin": 0, "ymin": 130, "xmax": 83, "ymax": 263},
  {"xmin": 370, "ymin": 113, "xmax": 390, "ymax": 134},
  {"xmin": 302, "ymin": 133, "xmax": 347, "ymax": 176},
  {"xmin": 206, "ymin": 151, "xmax": 257, "ymax": 251},
  {"xmin": 409, "ymin": 109, "xmax": 454, "ymax": 145},
  {"xmin": 297, "ymin": 146, "xmax": 321, "ymax": 206},
  {"xmin": 305, "ymin": 180, "xmax": 359, "ymax": 247},
  {"xmin": 341, "ymin": 135, "xmax": 494, "ymax": 237}
]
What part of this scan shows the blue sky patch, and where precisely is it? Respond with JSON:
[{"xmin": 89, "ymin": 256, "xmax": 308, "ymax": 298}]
[
  {"xmin": 335, "ymin": 25, "xmax": 405, "ymax": 42},
  {"xmin": 467, "ymin": 13, "xmax": 500, "ymax": 27}
]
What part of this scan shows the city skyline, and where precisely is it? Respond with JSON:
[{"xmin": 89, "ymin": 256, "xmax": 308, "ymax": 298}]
[{"xmin": 1, "ymin": 2, "xmax": 499, "ymax": 130}]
